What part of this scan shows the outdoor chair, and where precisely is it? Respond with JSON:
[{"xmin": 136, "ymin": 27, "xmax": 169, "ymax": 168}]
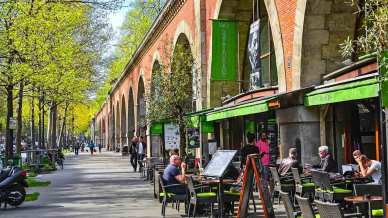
[
  {"xmin": 291, "ymin": 168, "xmax": 315, "ymax": 202},
  {"xmin": 311, "ymin": 170, "xmax": 352, "ymax": 202},
  {"xmin": 314, "ymin": 200, "xmax": 362, "ymax": 218},
  {"xmin": 270, "ymin": 166, "xmax": 294, "ymax": 204},
  {"xmin": 186, "ymin": 176, "xmax": 217, "ymax": 218},
  {"xmin": 295, "ymin": 194, "xmax": 319, "ymax": 218},
  {"xmin": 158, "ymin": 174, "xmax": 187, "ymax": 218},
  {"xmin": 279, "ymin": 191, "xmax": 301, "ymax": 218},
  {"xmin": 353, "ymin": 184, "xmax": 384, "ymax": 217}
]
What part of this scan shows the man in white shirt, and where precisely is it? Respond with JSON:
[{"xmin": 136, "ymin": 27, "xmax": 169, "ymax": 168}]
[
  {"xmin": 136, "ymin": 136, "xmax": 146, "ymax": 170},
  {"xmin": 355, "ymin": 154, "xmax": 382, "ymax": 184}
]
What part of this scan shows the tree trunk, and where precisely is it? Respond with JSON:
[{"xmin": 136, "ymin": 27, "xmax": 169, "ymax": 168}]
[
  {"xmin": 47, "ymin": 102, "xmax": 57, "ymax": 149},
  {"xmin": 38, "ymin": 90, "xmax": 45, "ymax": 149},
  {"xmin": 5, "ymin": 84, "xmax": 14, "ymax": 161},
  {"xmin": 57, "ymin": 105, "xmax": 68, "ymax": 148},
  {"xmin": 15, "ymin": 81, "xmax": 24, "ymax": 154},
  {"xmin": 30, "ymin": 90, "xmax": 35, "ymax": 150}
]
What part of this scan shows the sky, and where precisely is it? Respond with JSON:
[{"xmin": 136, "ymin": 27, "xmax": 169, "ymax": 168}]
[{"xmin": 107, "ymin": 1, "xmax": 132, "ymax": 53}]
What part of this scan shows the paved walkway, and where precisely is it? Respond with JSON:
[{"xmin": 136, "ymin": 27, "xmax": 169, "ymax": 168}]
[{"xmin": 0, "ymin": 151, "xmax": 181, "ymax": 218}]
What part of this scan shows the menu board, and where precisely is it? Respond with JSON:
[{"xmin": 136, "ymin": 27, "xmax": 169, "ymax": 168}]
[
  {"xmin": 203, "ymin": 150, "xmax": 237, "ymax": 178},
  {"xmin": 164, "ymin": 123, "xmax": 180, "ymax": 150}
]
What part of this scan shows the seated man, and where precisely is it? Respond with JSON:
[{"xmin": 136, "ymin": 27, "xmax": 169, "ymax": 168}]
[
  {"xmin": 355, "ymin": 155, "xmax": 382, "ymax": 184},
  {"xmin": 278, "ymin": 147, "xmax": 301, "ymax": 176},
  {"xmin": 316, "ymin": 145, "xmax": 338, "ymax": 173},
  {"xmin": 162, "ymin": 155, "xmax": 187, "ymax": 194}
]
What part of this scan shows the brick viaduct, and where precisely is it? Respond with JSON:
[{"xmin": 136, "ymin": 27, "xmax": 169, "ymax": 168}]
[{"xmin": 94, "ymin": 0, "xmax": 358, "ymax": 153}]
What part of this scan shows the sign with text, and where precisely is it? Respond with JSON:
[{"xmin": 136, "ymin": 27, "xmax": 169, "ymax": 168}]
[
  {"xmin": 248, "ymin": 20, "xmax": 262, "ymax": 90},
  {"xmin": 164, "ymin": 123, "xmax": 180, "ymax": 150},
  {"xmin": 203, "ymin": 150, "xmax": 237, "ymax": 178}
]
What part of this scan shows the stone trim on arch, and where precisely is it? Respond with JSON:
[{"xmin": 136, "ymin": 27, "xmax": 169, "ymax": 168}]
[
  {"xmin": 172, "ymin": 20, "xmax": 195, "ymax": 58},
  {"xmin": 151, "ymin": 50, "xmax": 162, "ymax": 73},
  {"xmin": 291, "ymin": 0, "xmax": 307, "ymax": 90}
]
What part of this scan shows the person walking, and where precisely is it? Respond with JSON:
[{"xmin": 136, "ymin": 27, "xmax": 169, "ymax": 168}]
[
  {"xmin": 74, "ymin": 142, "xmax": 80, "ymax": 156},
  {"xmin": 136, "ymin": 136, "xmax": 146, "ymax": 171},
  {"xmin": 89, "ymin": 141, "xmax": 95, "ymax": 156},
  {"xmin": 129, "ymin": 136, "xmax": 138, "ymax": 172},
  {"xmin": 98, "ymin": 143, "xmax": 102, "ymax": 153}
]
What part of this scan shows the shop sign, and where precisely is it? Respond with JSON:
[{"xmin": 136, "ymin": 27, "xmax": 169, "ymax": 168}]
[
  {"xmin": 211, "ymin": 20, "xmax": 238, "ymax": 81},
  {"xmin": 248, "ymin": 20, "xmax": 261, "ymax": 90},
  {"xmin": 164, "ymin": 123, "xmax": 180, "ymax": 150},
  {"xmin": 187, "ymin": 128, "xmax": 200, "ymax": 149}
]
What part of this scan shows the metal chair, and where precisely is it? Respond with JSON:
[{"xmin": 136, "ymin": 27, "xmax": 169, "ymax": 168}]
[
  {"xmin": 279, "ymin": 191, "xmax": 301, "ymax": 218},
  {"xmin": 158, "ymin": 175, "xmax": 187, "ymax": 217},
  {"xmin": 295, "ymin": 194, "xmax": 319, "ymax": 218},
  {"xmin": 291, "ymin": 168, "xmax": 315, "ymax": 202},
  {"xmin": 270, "ymin": 167, "xmax": 294, "ymax": 204},
  {"xmin": 186, "ymin": 176, "xmax": 217, "ymax": 218},
  {"xmin": 314, "ymin": 200, "xmax": 362, "ymax": 218}
]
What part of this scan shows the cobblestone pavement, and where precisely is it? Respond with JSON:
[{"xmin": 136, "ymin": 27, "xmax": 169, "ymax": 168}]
[{"xmin": 0, "ymin": 151, "xmax": 181, "ymax": 218}]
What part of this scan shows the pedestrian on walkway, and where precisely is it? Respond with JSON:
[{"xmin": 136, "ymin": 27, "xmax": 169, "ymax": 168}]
[
  {"xmin": 129, "ymin": 136, "xmax": 138, "ymax": 172},
  {"xmin": 136, "ymin": 136, "xmax": 146, "ymax": 171},
  {"xmin": 74, "ymin": 142, "xmax": 80, "ymax": 155},
  {"xmin": 89, "ymin": 141, "xmax": 95, "ymax": 156},
  {"xmin": 98, "ymin": 143, "xmax": 102, "ymax": 153}
]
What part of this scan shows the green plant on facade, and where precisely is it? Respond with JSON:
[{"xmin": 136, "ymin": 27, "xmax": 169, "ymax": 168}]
[
  {"xmin": 146, "ymin": 38, "xmax": 198, "ymax": 156},
  {"xmin": 340, "ymin": 0, "xmax": 387, "ymax": 59}
]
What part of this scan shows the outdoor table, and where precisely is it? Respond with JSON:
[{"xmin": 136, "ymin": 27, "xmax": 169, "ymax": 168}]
[
  {"xmin": 198, "ymin": 178, "xmax": 236, "ymax": 217},
  {"xmin": 344, "ymin": 195, "xmax": 383, "ymax": 218}
]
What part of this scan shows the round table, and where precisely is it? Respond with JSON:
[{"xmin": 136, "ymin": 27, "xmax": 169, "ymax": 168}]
[{"xmin": 344, "ymin": 195, "xmax": 383, "ymax": 218}]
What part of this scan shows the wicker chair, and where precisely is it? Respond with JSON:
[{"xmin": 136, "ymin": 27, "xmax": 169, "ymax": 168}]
[
  {"xmin": 295, "ymin": 195, "xmax": 319, "ymax": 218},
  {"xmin": 270, "ymin": 167, "xmax": 294, "ymax": 204},
  {"xmin": 291, "ymin": 168, "xmax": 315, "ymax": 202},
  {"xmin": 314, "ymin": 200, "xmax": 362, "ymax": 218},
  {"xmin": 279, "ymin": 191, "xmax": 301, "ymax": 218},
  {"xmin": 311, "ymin": 170, "xmax": 352, "ymax": 202}
]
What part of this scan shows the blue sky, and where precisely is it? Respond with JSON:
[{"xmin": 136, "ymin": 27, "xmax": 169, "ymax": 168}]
[{"xmin": 107, "ymin": 1, "xmax": 132, "ymax": 52}]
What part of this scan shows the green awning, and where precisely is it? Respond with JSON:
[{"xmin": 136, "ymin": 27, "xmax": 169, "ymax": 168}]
[
  {"xmin": 150, "ymin": 122, "xmax": 163, "ymax": 135},
  {"xmin": 305, "ymin": 77, "xmax": 379, "ymax": 106},
  {"xmin": 206, "ymin": 99, "xmax": 269, "ymax": 121}
]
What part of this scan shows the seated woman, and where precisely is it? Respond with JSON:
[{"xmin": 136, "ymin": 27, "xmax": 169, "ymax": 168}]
[{"xmin": 355, "ymin": 155, "xmax": 382, "ymax": 184}]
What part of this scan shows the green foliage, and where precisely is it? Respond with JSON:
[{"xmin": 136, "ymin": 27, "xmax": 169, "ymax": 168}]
[
  {"xmin": 340, "ymin": 0, "xmax": 388, "ymax": 59},
  {"xmin": 25, "ymin": 192, "xmax": 40, "ymax": 202},
  {"xmin": 27, "ymin": 171, "xmax": 38, "ymax": 178},
  {"xmin": 146, "ymin": 40, "xmax": 197, "ymax": 154},
  {"xmin": 93, "ymin": 0, "xmax": 166, "ymax": 110},
  {"xmin": 26, "ymin": 178, "xmax": 51, "ymax": 187}
]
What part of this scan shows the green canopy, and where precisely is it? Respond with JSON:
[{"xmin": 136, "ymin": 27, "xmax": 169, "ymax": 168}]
[
  {"xmin": 304, "ymin": 77, "xmax": 379, "ymax": 106},
  {"xmin": 206, "ymin": 99, "xmax": 269, "ymax": 121}
]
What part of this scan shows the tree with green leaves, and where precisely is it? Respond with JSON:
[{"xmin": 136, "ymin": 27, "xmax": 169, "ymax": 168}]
[{"xmin": 146, "ymin": 39, "xmax": 197, "ymax": 156}]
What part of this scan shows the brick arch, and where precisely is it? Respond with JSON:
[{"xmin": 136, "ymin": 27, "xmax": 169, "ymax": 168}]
[
  {"xmin": 120, "ymin": 94, "xmax": 127, "ymax": 147},
  {"xmin": 151, "ymin": 50, "xmax": 161, "ymax": 72},
  {"xmin": 172, "ymin": 20, "xmax": 195, "ymax": 59},
  {"xmin": 115, "ymin": 100, "xmax": 120, "ymax": 147},
  {"xmin": 136, "ymin": 72, "xmax": 146, "ymax": 136},
  {"xmin": 213, "ymin": 0, "xmax": 286, "ymax": 92},
  {"xmin": 292, "ymin": 0, "xmax": 357, "ymax": 89},
  {"xmin": 127, "ymin": 86, "xmax": 135, "ymax": 139}
]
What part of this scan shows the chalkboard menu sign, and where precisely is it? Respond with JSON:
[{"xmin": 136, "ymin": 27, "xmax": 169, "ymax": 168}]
[{"xmin": 203, "ymin": 150, "xmax": 237, "ymax": 178}]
